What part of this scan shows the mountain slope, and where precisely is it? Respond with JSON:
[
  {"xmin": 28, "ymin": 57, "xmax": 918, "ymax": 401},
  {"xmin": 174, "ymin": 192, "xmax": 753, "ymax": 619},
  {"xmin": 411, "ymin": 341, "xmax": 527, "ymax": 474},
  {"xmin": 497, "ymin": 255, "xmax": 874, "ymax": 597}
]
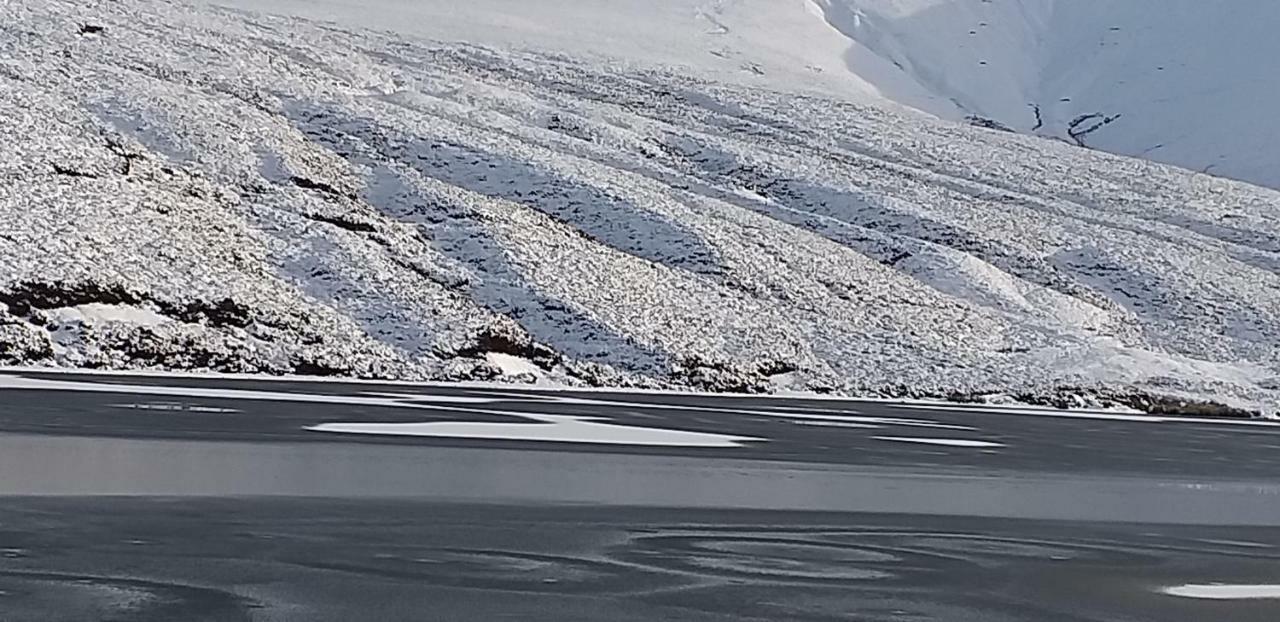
[
  {"xmin": 3, "ymin": 0, "xmax": 1279, "ymax": 412},
  {"xmin": 207, "ymin": 0, "xmax": 1280, "ymax": 188},
  {"xmin": 811, "ymin": 0, "xmax": 1280, "ymax": 187}
]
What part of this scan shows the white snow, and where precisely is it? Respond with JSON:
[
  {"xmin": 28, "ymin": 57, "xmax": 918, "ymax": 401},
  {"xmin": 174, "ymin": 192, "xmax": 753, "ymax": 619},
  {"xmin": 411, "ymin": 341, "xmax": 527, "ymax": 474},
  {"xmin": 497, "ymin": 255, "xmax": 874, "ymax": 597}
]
[
  {"xmin": 872, "ymin": 436, "xmax": 1005, "ymax": 448},
  {"xmin": 44, "ymin": 304, "xmax": 172, "ymax": 350},
  {"xmin": 811, "ymin": 0, "xmax": 1280, "ymax": 188},
  {"xmin": 48, "ymin": 303, "xmax": 169, "ymax": 327},
  {"xmin": 1161, "ymin": 584, "xmax": 1280, "ymax": 600},
  {"xmin": 207, "ymin": 0, "xmax": 1280, "ymax": 188},
  {"xmin": 754, "ymin": 411, "xmax": 978, "ymax": 431},
  {"xmin": 3, "ymin": 0, "xmax": 1280, "ymax": 412},
  {"xmin": 484, "ymin": 352, "xmax": 545, "ymax": 379},
  {"xmin": 202, "ymin": 0, "xmax": 884, "ymax": 104},
  {"xmin": 307, "ymin": 412, "xmax": 763, "ymax": 447}
]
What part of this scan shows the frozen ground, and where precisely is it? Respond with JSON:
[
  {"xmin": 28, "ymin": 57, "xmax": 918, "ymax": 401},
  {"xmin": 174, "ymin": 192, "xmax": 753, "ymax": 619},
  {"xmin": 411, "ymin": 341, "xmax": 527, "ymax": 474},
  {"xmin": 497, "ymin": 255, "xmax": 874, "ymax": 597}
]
[
  {"xmin": 204, "ymin": 0, "xmax": 1280, "ymax": 189},
  {"xmin": 2, "ymin": 0, "xmax": 1279, "ymax": 414}
]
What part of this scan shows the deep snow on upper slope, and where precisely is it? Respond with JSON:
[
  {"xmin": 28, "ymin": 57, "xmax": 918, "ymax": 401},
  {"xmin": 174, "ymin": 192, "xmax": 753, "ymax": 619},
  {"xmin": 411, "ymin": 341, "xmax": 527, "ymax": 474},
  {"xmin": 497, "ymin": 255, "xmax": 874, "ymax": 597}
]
[
  {"xmin": 206, "ymin": 0, "xmax": 1280, "ymax": 188},
  {"xmin": 199, "ymin": 0, "xmax": 906, "ymax": 105},
  {"xmin": 813, "ymin": 0, "xmax": 1280, "ymax": 188},
  {"xmin": 3, "ymin": 0, "xmax": 1280, "ymax": 412}
]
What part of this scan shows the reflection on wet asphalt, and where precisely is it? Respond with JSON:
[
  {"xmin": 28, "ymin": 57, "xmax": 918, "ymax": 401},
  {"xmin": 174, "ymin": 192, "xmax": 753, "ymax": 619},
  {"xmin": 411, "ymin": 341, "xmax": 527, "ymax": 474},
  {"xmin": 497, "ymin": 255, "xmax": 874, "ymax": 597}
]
[
  {"xmin": 2, "ymin": 500, "xmax": 1279, "ymax": 622},
  {"xmin": 2, "ymin": 371, "xmax": 1280, "ymax": 620}
]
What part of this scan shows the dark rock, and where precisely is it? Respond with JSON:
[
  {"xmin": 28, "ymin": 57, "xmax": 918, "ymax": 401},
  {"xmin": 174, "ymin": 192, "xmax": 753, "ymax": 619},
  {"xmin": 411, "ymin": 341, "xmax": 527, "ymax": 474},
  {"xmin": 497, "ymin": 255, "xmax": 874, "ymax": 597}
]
[
  {"xmin": 965, "ymin": 115, "xmax": 1015, "ymax": 132},
  {"xmin": 0, "ymin": 280, "xmax": 144, "ymax": 317}
]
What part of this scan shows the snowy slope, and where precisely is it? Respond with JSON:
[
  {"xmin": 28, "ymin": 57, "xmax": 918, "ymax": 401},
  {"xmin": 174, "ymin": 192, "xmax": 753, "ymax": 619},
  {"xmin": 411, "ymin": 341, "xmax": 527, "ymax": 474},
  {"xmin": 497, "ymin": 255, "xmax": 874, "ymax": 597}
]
[
  {"xmin": 811, "ymin": 0, "xmax": 1280, "ymax": 187},
  {"xmin": 3, "ymin": 0, "xmax": 1280, "ymax": 413},
  {"xmin": 206, "ymin": 0, "xmax": 1280, "ymax": 187},
  {"xmin": 199, "ymin": 0, "xmax": 901, "ymax": 104}
]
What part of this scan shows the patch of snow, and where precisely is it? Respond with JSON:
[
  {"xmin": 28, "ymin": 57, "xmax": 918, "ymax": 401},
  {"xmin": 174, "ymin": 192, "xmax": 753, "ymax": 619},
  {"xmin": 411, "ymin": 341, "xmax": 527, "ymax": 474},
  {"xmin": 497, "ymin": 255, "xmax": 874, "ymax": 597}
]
[
  {"xmin": 1161, "ymin": 584, "xmax": 1280, "ymax": 600},
  {"xmin": 485, "ymin": 352, "xmax": 544, "ymax": 378},
  {"xmin": 872, "ymin": 436, "xmax": 1005, "ymax": 448},
  {"xmin": 808, "ymin": 0, "xmax": 1280, "ymax": 188},
  {"xmin": 210, "ymin": 0, "xmax": 1280, "ymax": 188},
  {"xmin": 306, "ymin": 412, "xmax": 763, "ymax": 447},
  {"xmin": 3, "ymin": 1, "xmax": 1279, "ymax": 413},
  {"xmin": 764, "ymin": 370, "xmax": 804, "ymax": 392},
  {"xmin": 203, "ymin": 0, "xmax": 893, "ymax": 106},
  {"xmin": 47, "ymin": 303, "xmax": 170, "ymax": 327},
  {"xmin": 43, "ymin": 304, "xmax": 172, "ymax": 350}
]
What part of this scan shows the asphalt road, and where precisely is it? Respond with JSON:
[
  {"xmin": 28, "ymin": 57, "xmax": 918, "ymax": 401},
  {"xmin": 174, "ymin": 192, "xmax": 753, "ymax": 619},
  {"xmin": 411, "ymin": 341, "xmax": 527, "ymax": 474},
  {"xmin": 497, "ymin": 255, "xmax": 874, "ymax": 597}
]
[{"xmin": 1, "ymin": 370, "xmax": 1279, "ymax": 621}]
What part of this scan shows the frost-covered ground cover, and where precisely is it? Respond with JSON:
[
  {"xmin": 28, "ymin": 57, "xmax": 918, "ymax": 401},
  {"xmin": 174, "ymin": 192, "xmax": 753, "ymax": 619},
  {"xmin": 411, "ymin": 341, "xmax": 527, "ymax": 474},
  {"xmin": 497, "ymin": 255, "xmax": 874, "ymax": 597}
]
[{"xmin": 2, "ymin": 0, "xmax": 1278, "ymax": 414}]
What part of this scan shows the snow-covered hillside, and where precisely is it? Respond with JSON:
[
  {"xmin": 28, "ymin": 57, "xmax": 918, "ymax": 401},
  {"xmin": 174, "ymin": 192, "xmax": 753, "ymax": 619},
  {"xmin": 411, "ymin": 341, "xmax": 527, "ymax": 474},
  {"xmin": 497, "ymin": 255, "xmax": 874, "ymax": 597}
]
[
  {"xmin": 207, "ymin": 0, "xmax": 1280, "ymax": 188},
  {"xmin": 3, "ymin": 0, "xmax": 1279, "ymax": 413},
  {"xmin": 812, "ymin": 0, "xmax": 1280, "ymax": 188}
]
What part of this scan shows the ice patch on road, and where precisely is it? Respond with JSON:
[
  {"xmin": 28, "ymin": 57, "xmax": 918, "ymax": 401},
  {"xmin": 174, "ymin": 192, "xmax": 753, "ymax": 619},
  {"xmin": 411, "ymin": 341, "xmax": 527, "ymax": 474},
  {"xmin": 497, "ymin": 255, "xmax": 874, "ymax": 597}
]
[
  {"xmin": 306, "ymin": 412, "xmax": 763, "ymax": 447},
  {"xmin": 1161, "ymin": 584, "xmax": 1280, "ymax": 600},
  {"xmin": 872, "ymin": 436, "xmax": 1004, "ymax": 448}
]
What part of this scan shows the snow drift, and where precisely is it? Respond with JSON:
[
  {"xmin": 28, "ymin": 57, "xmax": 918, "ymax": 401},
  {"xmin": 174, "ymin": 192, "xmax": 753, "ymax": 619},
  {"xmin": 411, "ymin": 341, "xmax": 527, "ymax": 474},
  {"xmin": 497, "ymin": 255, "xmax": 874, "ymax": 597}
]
[{"xmin": 2, "ymin": 0, "xmax": 1279, "ymax": 413}]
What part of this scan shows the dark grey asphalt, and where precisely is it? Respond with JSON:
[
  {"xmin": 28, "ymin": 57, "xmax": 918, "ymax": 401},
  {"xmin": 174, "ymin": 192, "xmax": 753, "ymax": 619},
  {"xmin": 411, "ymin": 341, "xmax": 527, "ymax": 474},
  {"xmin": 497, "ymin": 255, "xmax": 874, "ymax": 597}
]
[{"xmin": 1, "ymin": 370, "xmax": 1279, "ymax": 621}]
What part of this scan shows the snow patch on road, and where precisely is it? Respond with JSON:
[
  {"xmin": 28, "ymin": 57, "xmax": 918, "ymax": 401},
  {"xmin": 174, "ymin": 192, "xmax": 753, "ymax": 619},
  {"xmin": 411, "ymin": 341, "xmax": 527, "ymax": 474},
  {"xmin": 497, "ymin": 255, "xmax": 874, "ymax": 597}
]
[
  {"xmin": 1161, "ymin": 584, "xmax": 1280, "ymax": 600},
  {"xmin": 872, "ymin": 436, "xmax": 1004, "ymax": 448},
  {"xmin": 307, "ymin": 412, "xmax": 763, "ymax": 447}
]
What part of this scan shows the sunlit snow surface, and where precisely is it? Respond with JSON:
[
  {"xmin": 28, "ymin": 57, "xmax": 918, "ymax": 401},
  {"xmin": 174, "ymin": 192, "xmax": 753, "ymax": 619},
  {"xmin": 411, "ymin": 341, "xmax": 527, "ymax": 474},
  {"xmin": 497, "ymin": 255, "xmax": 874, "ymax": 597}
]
[
  {"xmin": 205, "ymin": 0, "xmax": 1280, "ymax": 188},
  {"xmin": 3, "ymin": 1, "xmax": 1280, "ymax": 413}
]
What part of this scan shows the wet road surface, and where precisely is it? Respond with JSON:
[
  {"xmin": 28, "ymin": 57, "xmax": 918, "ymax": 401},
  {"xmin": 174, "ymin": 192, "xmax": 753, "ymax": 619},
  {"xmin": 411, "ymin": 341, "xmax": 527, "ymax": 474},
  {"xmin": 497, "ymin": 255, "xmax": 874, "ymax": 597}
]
[{"xmin": 1, "ymin": 371, "xmax": 1279, "ymax": 621}]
